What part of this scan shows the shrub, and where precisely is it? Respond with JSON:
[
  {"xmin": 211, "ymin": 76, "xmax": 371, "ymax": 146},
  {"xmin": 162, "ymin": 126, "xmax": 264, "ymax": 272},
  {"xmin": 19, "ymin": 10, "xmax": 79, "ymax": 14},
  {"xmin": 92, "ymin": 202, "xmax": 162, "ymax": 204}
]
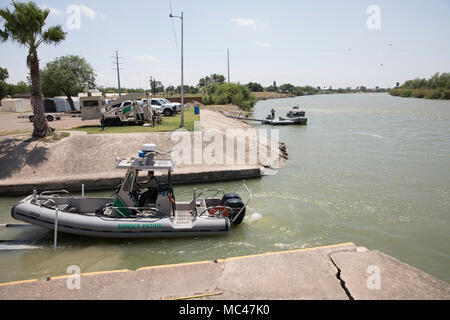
[
  {"xmin": 399, "ymin": 89, "xmax": 412, "ymax": 97},
  {"xmin": 412, "ymin": 89, "xmax": 427, "ymax": 98},
  {"xmin": 389, "ymin": 89, "xmax": 400, "ymax": 96},
  {"xmin": 442, "ymin": 90, "xmax": 450, "ymax": 99},
  {"xmin": 202, "ymin": 95, "xmax": 213, "ymax": 105},
  {"xmin": 425, "ymin": 89, "xmax": 443, "ymax": 99},
  {"xmin": 202, "ymin": 83, "xmax": 257, "ymax": 111}
]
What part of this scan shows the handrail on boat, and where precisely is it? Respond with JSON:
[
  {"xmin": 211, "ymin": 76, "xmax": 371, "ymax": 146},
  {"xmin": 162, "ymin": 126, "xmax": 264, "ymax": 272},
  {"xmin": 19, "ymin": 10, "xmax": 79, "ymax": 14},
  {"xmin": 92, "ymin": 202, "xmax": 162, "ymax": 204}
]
[
  {"xmin": 231, "ymin": 180, "xmax": 253, "ymax": 224},
  {"xmin": 232, "ymin": 180, "xmax": 251, "ymax": 195},
  {"xmin": 195, "ymin": 189, "xmax": 225, "ymax": 199},
  {"xmin": 194, "ymin": 180, "xmax": 253, "ymax": 224}
]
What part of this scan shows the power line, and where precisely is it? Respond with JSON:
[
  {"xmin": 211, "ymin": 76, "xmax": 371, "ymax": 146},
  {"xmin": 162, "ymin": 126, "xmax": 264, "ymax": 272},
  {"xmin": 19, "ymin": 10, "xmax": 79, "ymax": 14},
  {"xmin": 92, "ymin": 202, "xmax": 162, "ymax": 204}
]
[{"xmin": 169, "ymin": 0, "xmax": 179, "ymax": 53}]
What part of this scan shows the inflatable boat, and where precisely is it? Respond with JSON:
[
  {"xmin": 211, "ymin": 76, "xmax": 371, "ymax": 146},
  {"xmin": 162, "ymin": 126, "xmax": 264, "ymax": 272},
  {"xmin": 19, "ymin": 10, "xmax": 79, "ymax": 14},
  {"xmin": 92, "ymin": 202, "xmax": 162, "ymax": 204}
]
[
  {"xmin": 11, "ymin": 144, "xmax": 252, "ymax": 238},
  {"xmin": 286, "ymin": 105, "xmax": 306, "ymax": 118},
  {"xmin": 263, "ymin": 117, "xmax": 308, "ymax": 125}
]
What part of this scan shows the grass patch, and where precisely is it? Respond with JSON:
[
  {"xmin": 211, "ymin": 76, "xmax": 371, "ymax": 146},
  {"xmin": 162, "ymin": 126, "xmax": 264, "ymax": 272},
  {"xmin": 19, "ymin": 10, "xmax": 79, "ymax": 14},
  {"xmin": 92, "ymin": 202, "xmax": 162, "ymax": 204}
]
[
  {"xmin": 71, "ymin": 107, "xmax": 200, "ymax": 134},
  {"xmin": 37, "ymin": 131, "xmax": 70, "ymax": 143}
]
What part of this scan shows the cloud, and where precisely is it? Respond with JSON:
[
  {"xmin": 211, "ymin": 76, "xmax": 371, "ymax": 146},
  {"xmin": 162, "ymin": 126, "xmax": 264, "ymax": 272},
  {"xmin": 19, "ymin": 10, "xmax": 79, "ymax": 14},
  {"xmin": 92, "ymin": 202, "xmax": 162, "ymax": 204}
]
[
  {"xmin": 39, "ymin": 4, "xmax": 64, "ymax": 16},
  {"xmin": 134, "ymin": 55, "xmax": 160, "ymax": 63},
  {"xmin": 40, "ymin": 4, "xmax": 106, "ymax": 20},
  {"xmin": 79, "ymin": 5, "xmax": 105, "ymax": 20},
  {"xmin": 255, "ymin": 41, "xmax": 270, "ymax": 48},
  {"xmin": 230, "ymin": 18, "xmax": 257, "ymax": 29}
]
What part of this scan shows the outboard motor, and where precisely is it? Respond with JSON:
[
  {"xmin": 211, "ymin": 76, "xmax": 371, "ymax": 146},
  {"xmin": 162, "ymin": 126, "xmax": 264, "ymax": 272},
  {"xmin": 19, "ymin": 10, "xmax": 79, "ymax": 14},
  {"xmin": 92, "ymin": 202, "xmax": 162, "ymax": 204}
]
[{"xmin": 221, "ymin": 193, "xmax": 246, "ymax": 225}]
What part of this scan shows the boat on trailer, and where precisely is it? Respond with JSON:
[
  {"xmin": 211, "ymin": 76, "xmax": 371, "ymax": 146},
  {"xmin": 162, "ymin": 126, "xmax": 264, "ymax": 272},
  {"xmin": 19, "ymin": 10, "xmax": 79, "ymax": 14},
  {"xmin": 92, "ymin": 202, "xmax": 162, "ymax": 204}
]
[{"xmin": 11, "ymin": 144, "xmax": 252, "ymax": 238}]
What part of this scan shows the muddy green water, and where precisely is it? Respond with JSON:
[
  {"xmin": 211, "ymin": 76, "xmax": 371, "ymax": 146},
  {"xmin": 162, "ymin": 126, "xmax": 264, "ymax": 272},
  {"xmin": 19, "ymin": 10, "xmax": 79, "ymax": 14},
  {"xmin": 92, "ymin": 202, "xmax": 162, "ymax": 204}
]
[{"xmin": 0, "ymin": 93, "xmax": 449, "ymax": 284}]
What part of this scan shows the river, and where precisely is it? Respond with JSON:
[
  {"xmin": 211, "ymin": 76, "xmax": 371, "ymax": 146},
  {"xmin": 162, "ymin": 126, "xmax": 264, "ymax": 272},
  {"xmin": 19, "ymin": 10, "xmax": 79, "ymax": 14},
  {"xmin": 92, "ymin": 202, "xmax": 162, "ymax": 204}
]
[{"xmin": 0, "ymin": 93, "xmax": 449, "ymax": 284}]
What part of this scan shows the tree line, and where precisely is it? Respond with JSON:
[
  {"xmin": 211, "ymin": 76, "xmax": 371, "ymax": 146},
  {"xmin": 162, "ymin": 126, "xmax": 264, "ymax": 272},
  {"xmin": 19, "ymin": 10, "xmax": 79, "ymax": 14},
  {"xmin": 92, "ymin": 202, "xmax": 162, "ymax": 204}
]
[
  {"xmin": 389, "ymin": 73, "xmax": 450, "ymax": 99},
  {"xmin": 248, "ymin": 80, "xmax": 387, "ymax": 95},
  {"xmin": 0, "ymin": 67, "xmax": 31, "ymax": 99}
]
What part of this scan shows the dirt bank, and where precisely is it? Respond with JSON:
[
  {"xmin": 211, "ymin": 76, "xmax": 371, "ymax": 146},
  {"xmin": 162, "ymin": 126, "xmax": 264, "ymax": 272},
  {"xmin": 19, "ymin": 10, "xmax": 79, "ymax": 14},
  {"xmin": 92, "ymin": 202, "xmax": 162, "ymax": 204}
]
[{"xmin": 253, "ymin": 92, "xmax": 295, "ymax": 100}]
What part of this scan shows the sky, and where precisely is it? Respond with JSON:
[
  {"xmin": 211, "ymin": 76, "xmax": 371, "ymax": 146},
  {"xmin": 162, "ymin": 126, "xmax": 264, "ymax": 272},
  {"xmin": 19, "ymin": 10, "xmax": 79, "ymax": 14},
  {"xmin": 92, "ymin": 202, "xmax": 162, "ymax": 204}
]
[{"xmin": 1, "ymin": 0, "xmax": 449, "ymax": 90}]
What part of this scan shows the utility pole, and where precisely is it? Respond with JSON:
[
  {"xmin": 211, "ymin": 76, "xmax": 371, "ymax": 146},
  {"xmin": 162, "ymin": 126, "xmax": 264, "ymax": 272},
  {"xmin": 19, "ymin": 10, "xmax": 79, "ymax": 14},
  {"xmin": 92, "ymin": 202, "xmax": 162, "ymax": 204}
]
[
  {"xmin": 112, "ymin": 50, "xmax": 122, "ymax": 97},
  {"xmin": 170, "ymin": 11, "xmax": 184, "ymax": 127},
  {"xmin": 227, "ymin": 48, "xmax": 230, "ymax": 83},
  {"xmin": 149, "ymin": 76, "xmax": 153, "ymax": 97}
]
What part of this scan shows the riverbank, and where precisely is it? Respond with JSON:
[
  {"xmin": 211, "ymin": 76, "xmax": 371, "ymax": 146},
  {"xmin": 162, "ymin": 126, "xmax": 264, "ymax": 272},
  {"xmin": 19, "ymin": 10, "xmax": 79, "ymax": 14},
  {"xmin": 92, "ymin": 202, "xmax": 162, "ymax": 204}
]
[
  {"xmin": 1, "ymin": 242, "xmax": 448, "ymax": 299},
  {"xmin": 389, "ymin": 88, "xmax": 450, "ymax": 99},
  {"xmin": 0, "ymin": 107, "xmax": 284, "ymax": 196},
  {"xmin": 252, "ymin": 92, "xmax": 295, "ymax": 100}
]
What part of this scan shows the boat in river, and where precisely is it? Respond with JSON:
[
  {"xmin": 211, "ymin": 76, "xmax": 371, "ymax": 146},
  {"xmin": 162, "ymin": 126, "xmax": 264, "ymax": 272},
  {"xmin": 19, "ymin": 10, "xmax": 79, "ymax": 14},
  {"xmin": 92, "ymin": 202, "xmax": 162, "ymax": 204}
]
[
  {"xmin": 286, "ymin": 105, "xmax": 306, "ymax": 118},
  {"xmin": 260, "ymin": 105, "xmax": 307, "ymax": 125},
  {"xmin": 11, "ymin": 144, "xmax": 252, "ymax": 238},
  {"xmin": 262, "ymin": 116, "xmax": 307, "ymax": 125}
]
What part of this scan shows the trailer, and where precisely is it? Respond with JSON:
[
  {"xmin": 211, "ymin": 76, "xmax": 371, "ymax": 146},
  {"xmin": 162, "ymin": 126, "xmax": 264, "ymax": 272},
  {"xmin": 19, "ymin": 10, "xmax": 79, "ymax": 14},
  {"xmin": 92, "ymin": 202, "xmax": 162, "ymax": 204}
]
[
  {"xmin": 79, "ymin": 92, "xmax": 160, "ymax": 126},
  {"xmin": 18, "ymin": 113, "xmax": 62, "ymax": 122}
]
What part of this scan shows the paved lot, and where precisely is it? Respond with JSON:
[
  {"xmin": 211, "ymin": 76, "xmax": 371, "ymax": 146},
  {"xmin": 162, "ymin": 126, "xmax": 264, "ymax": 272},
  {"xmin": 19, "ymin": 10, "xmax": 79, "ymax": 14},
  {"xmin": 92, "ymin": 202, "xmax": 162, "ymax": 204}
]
[{"xmin": 0, "ymin": 112, "xmax": 98, "ymax": 134}]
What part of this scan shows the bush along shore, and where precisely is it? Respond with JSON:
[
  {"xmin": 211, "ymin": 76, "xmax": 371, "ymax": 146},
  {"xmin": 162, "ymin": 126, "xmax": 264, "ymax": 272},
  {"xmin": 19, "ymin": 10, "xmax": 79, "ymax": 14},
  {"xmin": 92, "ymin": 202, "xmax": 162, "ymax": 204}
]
[
  {"xmin": 389, "ymin": 72, "xmax": 450, "ymax": 100},
  {"xmin": 389, "ymin": 88, "xmax": 450, "ymax": 99}
]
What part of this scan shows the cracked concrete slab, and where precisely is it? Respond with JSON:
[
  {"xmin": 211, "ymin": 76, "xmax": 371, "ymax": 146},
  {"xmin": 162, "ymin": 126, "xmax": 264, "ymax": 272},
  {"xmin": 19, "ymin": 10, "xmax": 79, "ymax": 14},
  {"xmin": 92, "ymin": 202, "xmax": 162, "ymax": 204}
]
[
  {"xmin": 330, "ymin": 250, "xmax": 450, "ymax": 300},
  {"xmin": 0, "ymin": 243, "xmax": 356, "ymax": 300},
  {"xmin": 2, "ymin": 242, "xmax": 448, "ymax": 300},
  {"xmin": 215, "ymin": 246, "xmax": 355, "ymax": 300}
]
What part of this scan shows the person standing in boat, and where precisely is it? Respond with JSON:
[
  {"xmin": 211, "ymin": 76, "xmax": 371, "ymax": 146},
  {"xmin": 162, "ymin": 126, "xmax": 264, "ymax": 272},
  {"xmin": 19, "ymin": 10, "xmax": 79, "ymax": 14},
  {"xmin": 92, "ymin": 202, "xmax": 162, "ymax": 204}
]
[
  {"xmin": 271, "ymin": 108, "xmax": 275, "ymax": 120},
  {"xmin": 138, "ymin": 171, "xmax": 159, "ymax": 206}
]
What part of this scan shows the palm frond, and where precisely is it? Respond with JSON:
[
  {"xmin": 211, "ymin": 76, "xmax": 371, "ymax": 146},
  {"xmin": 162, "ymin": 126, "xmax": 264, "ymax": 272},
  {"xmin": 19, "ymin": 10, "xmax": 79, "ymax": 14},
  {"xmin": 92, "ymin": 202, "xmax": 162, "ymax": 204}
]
[
  {"xmin": 0, "ymin": 1, "xmax": 64, "ymax": 48},
  {"xmin": 38, "ymin": 25, "xmax": 66, "ymax": 46},
  {"xmin": 0, "ymin": 28, "xmax": 8, "ymax": 42}
]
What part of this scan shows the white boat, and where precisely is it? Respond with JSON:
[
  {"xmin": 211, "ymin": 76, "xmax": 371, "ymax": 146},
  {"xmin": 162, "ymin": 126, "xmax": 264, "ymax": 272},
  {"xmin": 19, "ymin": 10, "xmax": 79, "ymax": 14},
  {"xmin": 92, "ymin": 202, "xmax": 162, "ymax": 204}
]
[{"xmin": 11, "ymin": 144, "xmax": 252, "ymax": 238}]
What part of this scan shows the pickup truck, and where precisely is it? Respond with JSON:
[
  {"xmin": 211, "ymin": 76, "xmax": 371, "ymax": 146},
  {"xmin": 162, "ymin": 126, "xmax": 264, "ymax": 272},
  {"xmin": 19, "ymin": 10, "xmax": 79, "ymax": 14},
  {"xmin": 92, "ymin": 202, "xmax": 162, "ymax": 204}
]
[
  {"xmin": 111, "ymin": 100, "xmax": 163, "ymax": 114},
  {"xmin": 147, "ymin": 98, "xmax": 181, "ymax": 116}
]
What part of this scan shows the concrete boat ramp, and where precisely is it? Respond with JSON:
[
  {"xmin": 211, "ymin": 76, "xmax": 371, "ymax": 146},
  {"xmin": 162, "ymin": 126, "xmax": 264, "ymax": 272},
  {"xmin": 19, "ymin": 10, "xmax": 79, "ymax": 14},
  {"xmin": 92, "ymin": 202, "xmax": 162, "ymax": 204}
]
[{"xmin": 0, "ymin": 242, "xmax": 449, "ymax": 300}]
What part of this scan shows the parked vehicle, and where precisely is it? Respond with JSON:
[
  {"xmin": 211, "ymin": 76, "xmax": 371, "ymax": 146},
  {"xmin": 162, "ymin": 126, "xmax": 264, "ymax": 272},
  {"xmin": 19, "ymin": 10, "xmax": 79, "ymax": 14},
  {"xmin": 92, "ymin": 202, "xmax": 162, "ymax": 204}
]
[
  {"xmin": 80, "ymin": 92, "xmax": 156, "ymax": 126},
  {"xmin": 149, "ymin": 98, "xmax": 181, "ymax": 116},
  {"xmin": 24, "ymin": 113, "xmax": 62, "ymax": 122}
]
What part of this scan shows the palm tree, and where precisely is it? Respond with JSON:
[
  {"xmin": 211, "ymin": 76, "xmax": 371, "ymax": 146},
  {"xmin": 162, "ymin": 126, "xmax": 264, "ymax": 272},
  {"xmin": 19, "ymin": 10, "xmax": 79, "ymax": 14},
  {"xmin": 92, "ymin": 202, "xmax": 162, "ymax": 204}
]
[{"xmin": 0, "ymin": 1, "xmax": 66, "ymax": 137}]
